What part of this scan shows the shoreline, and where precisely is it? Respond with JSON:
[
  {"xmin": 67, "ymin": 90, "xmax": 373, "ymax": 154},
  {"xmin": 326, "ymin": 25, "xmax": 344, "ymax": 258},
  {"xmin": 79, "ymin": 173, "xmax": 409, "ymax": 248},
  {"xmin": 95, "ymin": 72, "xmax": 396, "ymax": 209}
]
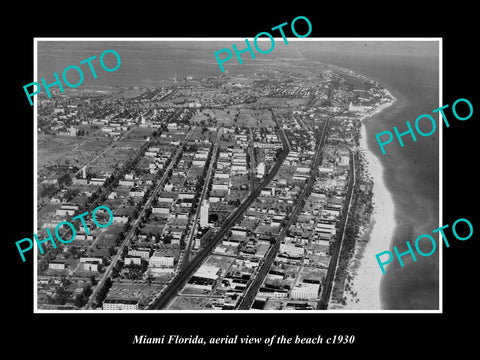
[{"xmin": 331, "ymin": 92, "xmax": 397, "ymax": 310}]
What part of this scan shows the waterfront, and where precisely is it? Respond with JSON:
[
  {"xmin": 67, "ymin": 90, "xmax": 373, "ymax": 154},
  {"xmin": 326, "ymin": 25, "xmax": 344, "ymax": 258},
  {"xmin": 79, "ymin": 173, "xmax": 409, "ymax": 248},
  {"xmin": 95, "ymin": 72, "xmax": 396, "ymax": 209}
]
[{"xmin": 305, "ymin": 42, "xmax": 440, "ymax": 309}]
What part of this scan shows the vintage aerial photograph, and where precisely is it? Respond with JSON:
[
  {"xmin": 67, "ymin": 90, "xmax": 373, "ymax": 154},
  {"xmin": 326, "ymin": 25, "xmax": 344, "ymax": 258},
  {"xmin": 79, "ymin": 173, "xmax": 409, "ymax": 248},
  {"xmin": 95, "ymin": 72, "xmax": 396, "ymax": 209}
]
[{"xmin": 34, "ymin": 39, "xmax": 440, "ymax": 311}]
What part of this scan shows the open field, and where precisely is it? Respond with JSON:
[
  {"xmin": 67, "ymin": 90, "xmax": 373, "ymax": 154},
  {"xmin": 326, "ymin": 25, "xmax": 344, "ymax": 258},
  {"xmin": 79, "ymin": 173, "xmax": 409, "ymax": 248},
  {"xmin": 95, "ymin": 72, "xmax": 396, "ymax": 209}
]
[
  {"xmin": 38, "ymin": 135, "xmax": 111, "ymax": 169},
  {"xmin": 236, "ymin": 108, "xmax": 275, "ymax": 128},
  {"xmin": 167, "ymin": 295, "xmax": 211, "ymax": 310},
  {"xmin": 254, "ymin": 97, "xmax": 309, "ymax": 108},
  {"xmin": 108, "ymin": 281, "xmax": 165, "ymax": 307},
  {"xmin": 204, "ymin": 254, "xmax": 235, "ymax": 271}
]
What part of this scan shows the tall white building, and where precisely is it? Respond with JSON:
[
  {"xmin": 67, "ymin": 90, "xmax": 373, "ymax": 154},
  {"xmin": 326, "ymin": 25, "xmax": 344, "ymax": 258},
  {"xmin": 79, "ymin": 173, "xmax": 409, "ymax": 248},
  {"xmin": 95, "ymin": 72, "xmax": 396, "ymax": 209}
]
[
  {"xmin": 256, "ymin": 162, "xmax": 265, "ymax": 178},
  {"xmin": 200, "ymin": 199, "xmax": 209, "ymax": 227}
]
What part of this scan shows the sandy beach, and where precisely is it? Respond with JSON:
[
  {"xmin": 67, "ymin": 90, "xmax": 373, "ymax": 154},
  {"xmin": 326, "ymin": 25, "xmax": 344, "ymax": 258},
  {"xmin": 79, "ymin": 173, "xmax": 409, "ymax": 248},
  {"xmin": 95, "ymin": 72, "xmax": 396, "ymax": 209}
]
[{"xmin": 334, "ymin": 95, "xmax": 397, "ymax": 310}]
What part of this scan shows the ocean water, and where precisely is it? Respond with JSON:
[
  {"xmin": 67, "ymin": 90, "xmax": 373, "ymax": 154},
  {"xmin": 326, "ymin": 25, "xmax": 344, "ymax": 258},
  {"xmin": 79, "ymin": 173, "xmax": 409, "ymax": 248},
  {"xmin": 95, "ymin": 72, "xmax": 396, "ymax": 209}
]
[
  {"xmin": 37, "ymin": 41, "xmax": 235, "ymax": 84},
  {"xmin": 37, "ymin": 40, "xmax": 440, "ymax": 309}
]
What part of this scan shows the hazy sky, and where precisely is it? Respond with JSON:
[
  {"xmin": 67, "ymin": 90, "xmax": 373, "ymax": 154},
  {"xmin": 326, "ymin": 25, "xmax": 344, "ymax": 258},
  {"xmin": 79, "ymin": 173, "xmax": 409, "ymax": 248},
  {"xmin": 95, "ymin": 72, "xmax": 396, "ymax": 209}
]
[{"xmin": 36, "ymin": 39, "xmax": 439, "ymax": 86}]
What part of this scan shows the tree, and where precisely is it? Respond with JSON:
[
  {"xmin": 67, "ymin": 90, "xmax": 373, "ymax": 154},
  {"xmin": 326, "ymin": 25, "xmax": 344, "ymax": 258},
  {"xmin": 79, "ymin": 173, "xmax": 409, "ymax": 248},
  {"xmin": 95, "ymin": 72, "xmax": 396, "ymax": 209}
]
[
  {"xmin": 74, "ymin": 293, "xmax": 87, "ymax": 308},
  {"xmin": 60, "ymin": 276, "xmax": 71, "ymax": 288},
  {"xmin": 146, "ymin": 274, "xmax": 154, "ymax": 286},
  {"xmin": 95, "ymin": 277, "xmax": 113, "ymax": 304},
  {"xmin": 54, "ymin": 286, "xmax": 68, "ymax": 305},
  {"xmin": 121, "ymin": 247, "xmax": 128, "ymax": 259},
  {"xmin": 56, "ymin": 286, "xmax": 66, "ymax": 297},
  {"xmin": 57, "ymin": 172, "xmax": 72, "ymax": 187},
  {"xmin": 145, "ymin": 208, "xmax": 152, "ymax": 219},
  {"xmin": 83, "ymin": 284, "xmax": 93, "ymax": 298},
  {"xmin": 108, "ymin": 246, "xmax": 115, "ymax": 257},
  {"xmin": 163, "ymin": 234, "xmax": 172, "ymax": 244},
  {"xmin": 40, "ymin": 183, "xmax": 58, "ymax": 198},
  {"xmin": 64, "ymin": 188, "xmax": 80, "ymax": 202},
  {"xmin": 140, "ymin": 259, "xmax": 149, "ymax": 273}
]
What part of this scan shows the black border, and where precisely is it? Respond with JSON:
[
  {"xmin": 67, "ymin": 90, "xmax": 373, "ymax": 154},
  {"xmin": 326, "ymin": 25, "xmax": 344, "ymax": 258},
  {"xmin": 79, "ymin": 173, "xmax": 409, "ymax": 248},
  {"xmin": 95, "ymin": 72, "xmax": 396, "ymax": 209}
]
[{"xmin": 6, "ymin": 4, "xmax": 478, "ymax": 355}]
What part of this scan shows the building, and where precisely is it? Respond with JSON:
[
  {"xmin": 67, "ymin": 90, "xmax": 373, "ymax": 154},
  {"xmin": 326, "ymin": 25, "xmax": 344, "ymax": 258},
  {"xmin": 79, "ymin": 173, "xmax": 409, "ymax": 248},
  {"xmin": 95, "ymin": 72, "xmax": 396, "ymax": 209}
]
[
  {"xmin": 113, "ymin": 216, "xmax": 129, "ymax": 224},
  {"xmin": 90, "ymin": 178, "xmax": 106, "ymax": 186},
  {"xmin": 186, "ymin": 264, "xmax": 221, "ymax": 291},
  {"xmin": 339, "ymin": 155, "xmax": 350, "ymax": 166},
  {"xmin": 129, "ymin": 188, "xmax": 145, "ymax": 197},
  {"xmin": 107, "ymin": 192, "xmax": 118, "ymax": 200},
  {"xmin": 192, "ymin": 159, "xmax": 206, "ymax": 167},
  {"xmin": 280, "ymin": 243, "xmax": 305, "ymax": 257},
  {"xmin": 158, "ymin": 195, "xmax": 175, "ymax": 202},
  {"xmin": 83, "ymin": 262, "xmax": 100, "ymax": 272},
  {"xmin": 231, "ymin": 227, "xmax": 247, "ymax": 237},
  {"xmin": 200, "ymin": 199, "xmax": 209, "ymax": 227},
  {"xmin": 179, "ymin": 192, "xmax": 195, "ymax": 200},
  {"xmin": 124, "ymin": 256, "xmax": 142, "ymax": 266},
  {"xmin": 256, "ymin": 162, "xmax": 265, "ymax": 178},
  {"xmin": 152, "ymin": 207, "xmax": 170, "ymax": 215},
  {"xmin": 194, "ymin": 264, "xmax": 220, "ymax": 280},
  {"xmin": 348, "ymin": 102, "xmax": 366, "ymax": 113},
  {"xmin": 149, "ymin": 252, "xmax": 175, "ymax": 268},
  {"xmin": 76, "ymin": 234, "xmax": 94, "ymax": 241},
  {"xmin": 128, "ymin": 248, "xmax": 151, "ymax": 260},
  {"xmin": 79, "ymin": 257, "xmax": 103, "ymax": 264},
  {"xmin": 55, "ymin": 204, "xmax": 79, "ymax": 216},
  {"xmin": 315, "ymin": 221, "xmax": 336, "ymax": 236},
  {"xmin": 73, "ymin": 178, "xmax": 88, "ymax": 185},
  {"xmin": 231, "ymin": 164, "xmax": 247, "ymax": 174},
  {"xmin": 214, "ymin": 171, "xmax": 229, "ymax": 179},
  {"xmin": 48, "ymin": 260, "xmax": 66, "ymax": 270},
  {"xmin": 56, "ymin": 208, "xmax": 76, "ymax": 216},
  {"xmin": 260, "ymin": 187, "xmax": 275, "ymax": 197},
  {"xmin": 119, "ymin": 179, "xmax": 135, "ymax": 187},
  {"xmin": 103, "ymin": 298, "xmax": 139, "ymax": 310},
  {"xmin": 212, "ymin": 183, "xmax": 228, "ymax": 191},
  {"xmin": 254, "ymin": 242, "xmax": 270, "ymax": 258},
  {"xmin": 296, "ymin": 166, "xmax": 310, "ymax": 174},
  {"xmin": 258, "ymin": 287, "xmax": 288, "ymax": 299},
  {"xmin": 42, "ymin": 221, "xmax": 62, "ymax": 229},
  {"xmin": 291, "ymin": 281, "xmax": 321, "ymax": 300}
]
